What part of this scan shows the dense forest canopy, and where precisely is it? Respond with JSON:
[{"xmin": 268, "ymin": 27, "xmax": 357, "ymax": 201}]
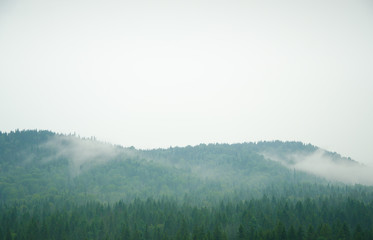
[
  {"xmin": 0, "ymin": 130, "xmax": 373, "ymax": 239},
  {"xmin": 0, "ymin": 129, "xmax": 362, "ymax": 203}
]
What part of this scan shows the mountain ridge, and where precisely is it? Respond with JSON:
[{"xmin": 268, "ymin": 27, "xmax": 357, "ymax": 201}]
[{"xmin": 0, "ymin": 129, "xmax": 370, "ymax": 203}]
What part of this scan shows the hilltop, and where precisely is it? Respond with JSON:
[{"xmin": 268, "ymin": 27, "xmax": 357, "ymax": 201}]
[{"xmin": 0, "ymin": 130, "xmax": 369, "ymax": 203}]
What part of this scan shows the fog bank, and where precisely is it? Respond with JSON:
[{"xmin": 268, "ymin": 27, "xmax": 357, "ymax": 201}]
[
  {"xmin": 41, "ymin": 135, "xmax": 124, "ymax": 177},
  {"xmin": 264, "ymin": 149, "xmax": 373, "ymax": 185}
]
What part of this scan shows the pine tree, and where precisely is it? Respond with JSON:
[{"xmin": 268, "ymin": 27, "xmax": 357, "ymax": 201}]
[
  {"xmin": 288, "ymin": 225, "xmax": 296, "ymax": 240},
  {"xmin": 353, "ymin": 225, "xmax": 363, "ymax": 240},
  {"xmin": 238, "ymin": 224, "xmax": 245, "ymax": 240}
]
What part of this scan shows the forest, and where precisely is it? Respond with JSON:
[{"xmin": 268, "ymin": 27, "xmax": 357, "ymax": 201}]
[{"xmin": 0, "ymin": 130, "xmax": 373, "ymax": 239}]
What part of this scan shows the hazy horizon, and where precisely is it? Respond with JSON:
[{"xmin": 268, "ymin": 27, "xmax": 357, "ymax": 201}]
[{"xmin": 1, "ymin": 0, "xmax": 372, "ymax": 164}]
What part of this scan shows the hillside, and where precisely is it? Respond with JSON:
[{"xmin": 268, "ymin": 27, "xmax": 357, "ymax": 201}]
[
  {"xmin": 0, "ymin": 130, "xmax": 368, "ymax": 203},
  {"xmin": 2, "ymin": 130, "xmax": 373, "ymax": 240}
]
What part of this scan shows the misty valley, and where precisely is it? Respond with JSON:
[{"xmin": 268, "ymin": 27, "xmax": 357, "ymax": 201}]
[{"xmin": 0, "ymin": 130, "xmax": 373, "ymax": 240}]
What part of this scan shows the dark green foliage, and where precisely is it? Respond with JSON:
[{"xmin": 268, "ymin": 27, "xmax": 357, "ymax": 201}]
[
  {"xmin": 353, "ymin": 225, "xmax": 363, "ymax": 240},
  {"xmin": 1, "ymin": 130, "xmax": 372, "ymax": 203},
  {"xmin": 0, "ymin": 196, "xmax": 372, "ymax": 240},
  {"xmin": 288, "ymin": 225, "xmax": 296, "ymax": 240},
  {"xmin": 1, "ymin": 130, "xmax": 373, "ymax": 239},
  {"xmin": 275, "ymin": 221, "xmax": 287, "ymax": 240},
  {"xmin": 237, "ymin": 224, "xmax": 245, "ymax": 240}
]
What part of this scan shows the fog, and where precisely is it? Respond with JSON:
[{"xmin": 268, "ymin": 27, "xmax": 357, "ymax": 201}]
[
  {"xmin": 24, "ymin": 132, "xmax": 373, "ymax": 186},
  {"xmin": 37, "ymin": 133, "xmax": 373, "ymax": 185},
  {"xmin": 264, "ymin": 149, "xmax": 373, "ymax": 185},
  {"xmin": 40, "ymin": 135, "xmax": 126, "ymax": 177}
]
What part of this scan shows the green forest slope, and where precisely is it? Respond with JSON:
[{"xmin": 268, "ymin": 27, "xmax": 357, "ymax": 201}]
[
  {"xmin": 0, "ymin": 130, "xmax": 369, "ymax": 203},
  {"xmin": 1, "ymin": 130, "xmax": 373, "ymax": 240}
]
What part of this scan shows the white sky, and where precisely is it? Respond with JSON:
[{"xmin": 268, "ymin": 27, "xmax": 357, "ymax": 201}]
[{"xmin": 1, "ymin": 0, "xmax": 373, "ymax": 164}]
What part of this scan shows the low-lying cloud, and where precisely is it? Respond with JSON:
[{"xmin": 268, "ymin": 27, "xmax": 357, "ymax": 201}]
[
  {"xmin": 264, "ymin": 149, "xmax": 373, "ymax": 185},
  {"xmin": 41, "ymin": 135, "xmax": 124, "ymax": 177}
]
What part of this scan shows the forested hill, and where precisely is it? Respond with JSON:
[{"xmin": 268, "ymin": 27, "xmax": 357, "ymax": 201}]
[
  {"xmin": 0, "ymin": 130, "xmax": 368, "ymax": 203},
  {"xmin": 2, "ymin": 130, "xmax": 373, "ymax": 240}
]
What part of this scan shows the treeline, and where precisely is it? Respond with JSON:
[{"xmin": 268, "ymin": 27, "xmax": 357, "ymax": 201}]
[
  {"xmin": 0, "ymin": 130, "xmax": 334, "ymax": 203},
  {"xmin": 1, "ymin": 130, "xmax": 373, "ymax": 239},
  {"xmin": 1, "ymin": 195, "xmax": 372, "ymax": 240}
]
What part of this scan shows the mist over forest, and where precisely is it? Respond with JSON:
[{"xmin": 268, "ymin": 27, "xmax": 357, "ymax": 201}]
[
  {"xmin": 1, "ymin": 130, "xmax": 373, "ymax": 239},
  {"xmin": 1, "ymin": 129, "xmax": 372, "ymax": 202},
  {"xmin": 1, "ymin": 0, "xmax": 372, "ymax": 238}
]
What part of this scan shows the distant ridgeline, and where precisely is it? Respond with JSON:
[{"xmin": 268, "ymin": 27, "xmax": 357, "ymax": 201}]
[{"xmin": 0, "ymin": 130, "xmax": 371, "ymax": 203}]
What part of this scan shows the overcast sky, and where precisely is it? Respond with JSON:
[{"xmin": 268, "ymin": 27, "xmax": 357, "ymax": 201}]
[{"xmin": 1, "ymin": 0, "xmax": 372, "ymax": 164}]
